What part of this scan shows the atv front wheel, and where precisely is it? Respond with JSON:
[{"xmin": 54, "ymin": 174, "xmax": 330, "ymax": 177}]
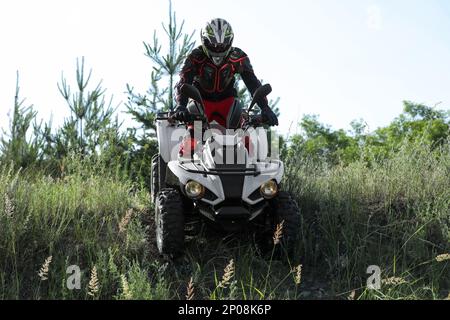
[{"xmin": 155, "ymin": 188, "xmax": 185, "ymax": 257}]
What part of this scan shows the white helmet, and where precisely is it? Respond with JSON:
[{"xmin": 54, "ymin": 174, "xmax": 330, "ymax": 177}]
[{"xmin": 201, "ymin": 18, "xmax": 234, "ymax": 66}]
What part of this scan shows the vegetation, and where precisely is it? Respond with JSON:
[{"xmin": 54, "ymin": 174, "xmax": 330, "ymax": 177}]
[{"xmin": 0, "ymin": 1, "xmax": 449, "ymax": 300}]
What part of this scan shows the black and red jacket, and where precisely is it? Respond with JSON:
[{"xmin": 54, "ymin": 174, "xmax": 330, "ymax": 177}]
[{"xmin": 175, "ymin": 46, "xmax": 268, "ymax": 109}]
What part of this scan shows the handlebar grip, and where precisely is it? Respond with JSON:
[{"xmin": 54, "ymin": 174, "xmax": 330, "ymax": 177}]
[
  {"xmin": 160, "ymin": 113, "xmax": 206, "ymax": 123},
  {"xmin": 184, "ymin": 114, "xmax": 206, "ymax": 122},
  {"xmin": 249, "ymin": 115, "xmax": 264, "ymax": 126}
]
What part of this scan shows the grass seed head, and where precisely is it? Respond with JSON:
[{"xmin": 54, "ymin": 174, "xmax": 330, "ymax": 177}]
[
  {"xmin": 120, "ymin": 274, "xmax": 132, "ymax": 300},
  {"xmin": 186, "ymin": 277, "xmax": 195, "ymax": 300},
  {"xmin": 435, "ymin": 253, "xmax": 450, "ymax": 262},
  {"xmin": 273, "ymin": 221, "xmax": 284, "ymax": 245},
  {"xmin": 3, "ymin": 193, "xmax": 14, "ymax": 218},
  {"xmin": 88, "ymin": 266, "xmax": 99, "ymax": 297},
  {"xmin": 293, "ymin": 264, "xmax": 303, "ymax": 286},
  {"xmin": 119, "ymin": 209, "xmax": 133, "ymax": 234},
  {"xmin": 348, "ymin": 290, "xmax": 356, "ymax": 300},
  {"xmin": 38, "ymin": 256, "xmax": 53, "ymax": 281},
  {"xmin": 382, "ymin": 277, "xmax": 407, "ymax": 286},
  {"xmin": 218, "ymin": 259, "xmax": 235, "ymax": 289}
]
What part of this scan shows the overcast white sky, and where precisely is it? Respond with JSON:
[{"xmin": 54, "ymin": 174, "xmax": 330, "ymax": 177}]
[{"xmin": 1, "ymin": 0, "xmax": 450, "ymax": 137}]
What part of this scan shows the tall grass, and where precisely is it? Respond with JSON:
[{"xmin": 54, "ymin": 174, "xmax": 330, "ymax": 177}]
[
  {"xmin": 0, "ymin": 141, "xmax": 448, "ymax": 299},
  {"xmin": 284, "ymin": 140, "xmax": 450, "ymax": 299},
  {"xmin": 0, "ymin": 156, "xmax": 169, "ymax": 299}
]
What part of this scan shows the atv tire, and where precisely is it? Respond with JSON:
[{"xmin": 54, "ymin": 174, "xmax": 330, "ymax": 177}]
[
  {"xmin": 155, "ymin": 188, "xmax": 185, "ymax": 257},
  {"xmin": 270, "ymin": 191, "xmax": 300, "ymax": 258},
  {"xmin": 150, "ymin": 155, "xmax": 159, "ymax": 204}
]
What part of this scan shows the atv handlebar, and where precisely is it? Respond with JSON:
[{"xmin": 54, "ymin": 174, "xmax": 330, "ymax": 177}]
[
  {"xmin": 241, "ymin": 113, "xmax": 272, "ymax": 129},
  {"xmin": 156, "ymin": 112, "xmax": 272, "ymax": 129},
  {"xmin": 248, "ymin": 114, "xmax": 264, "ymax": 127},
  {"xmin": 156, "ymin": 112, "xmax": 207, "ymax": 124}
]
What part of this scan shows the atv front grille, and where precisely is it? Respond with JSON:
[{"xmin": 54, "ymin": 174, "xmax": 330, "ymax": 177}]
[{"xmin": 178, "ymin": 161, "xmax": 261, "ymax": 177}]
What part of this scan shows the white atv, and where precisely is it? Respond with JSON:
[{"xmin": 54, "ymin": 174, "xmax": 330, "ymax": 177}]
[{"xmin": 152, "ymin": 84, "xmax": 300, "ymax": 258}]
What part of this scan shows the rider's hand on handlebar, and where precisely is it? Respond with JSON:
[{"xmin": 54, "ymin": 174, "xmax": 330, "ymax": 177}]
[
  {"xmin": 170, "ymin": 106, "xmax": 206, "ymax": 123},
  {"xmin": 261, "ymin": 107, "xmax": 279, "ymax": 126},
  {"xmin": 171, "ymin": 106, "xmax": 191, "ymax": 122}
]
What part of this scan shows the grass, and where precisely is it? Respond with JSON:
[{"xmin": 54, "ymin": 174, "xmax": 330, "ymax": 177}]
[
  {"xmin": 284, "ymin": 140, "xmax": 450, "ymax": 299},
  {"xmin": 0, "ymin": 141, "xmax": 449, "ymax": 300}
]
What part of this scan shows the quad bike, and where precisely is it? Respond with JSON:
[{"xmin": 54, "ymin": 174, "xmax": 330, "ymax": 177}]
[{"xmin": 152, "ymin": 84, "xmax": 300, "ymax": 258}]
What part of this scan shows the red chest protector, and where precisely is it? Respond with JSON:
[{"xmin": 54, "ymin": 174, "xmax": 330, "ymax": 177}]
[{"xmin": 203, "ymin": 97, "xmax": 236, "ymax": 127}]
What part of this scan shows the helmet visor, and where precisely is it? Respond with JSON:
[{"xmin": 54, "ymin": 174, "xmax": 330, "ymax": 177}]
[{"xmin": 203, "ymin": 38, "xmax": 231, "ymax": 54}]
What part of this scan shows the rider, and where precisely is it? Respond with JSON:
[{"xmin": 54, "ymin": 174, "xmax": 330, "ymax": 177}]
[{"xmin": 173, "ymin": 18, "xmax": 278, "ymax": 128}]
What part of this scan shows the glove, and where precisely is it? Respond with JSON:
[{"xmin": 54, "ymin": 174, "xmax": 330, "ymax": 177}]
[
  {"xmin": 172, "ymin": 106, "xmax": 191, "ymax": 122},
  {"xmin": 261, "ymin": 107, "xmax": 279, "ymax": 126}
]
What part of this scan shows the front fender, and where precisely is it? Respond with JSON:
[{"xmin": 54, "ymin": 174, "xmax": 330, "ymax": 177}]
[{"xmin": 167, "ymin": 161, "xmax": 225, "ymax": 206}]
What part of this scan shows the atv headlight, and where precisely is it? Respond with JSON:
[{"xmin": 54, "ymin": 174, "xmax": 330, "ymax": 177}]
[
  {"xmin": 185, "ymin": 180, "xmax": 205, "ymax": 199},
  {"xmin": 260, "ymin": 180, "xmax": 278, "ymax": 199}
]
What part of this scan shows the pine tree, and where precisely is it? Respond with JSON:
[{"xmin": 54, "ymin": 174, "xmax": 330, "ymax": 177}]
[
  {"xmin": 125, "ymin": 0, "xmax": 195, "ymax": 186},
  {"xmin": 36, "ymin": 57, "xmax": 133, "ymax": 176},
  {"xmin": 0, "ymin": 72, "xmax": 44, "ymax": 169},
  {"xmin": 54, "ymin": 57, "xmax": 118, "ymax": 156}
]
